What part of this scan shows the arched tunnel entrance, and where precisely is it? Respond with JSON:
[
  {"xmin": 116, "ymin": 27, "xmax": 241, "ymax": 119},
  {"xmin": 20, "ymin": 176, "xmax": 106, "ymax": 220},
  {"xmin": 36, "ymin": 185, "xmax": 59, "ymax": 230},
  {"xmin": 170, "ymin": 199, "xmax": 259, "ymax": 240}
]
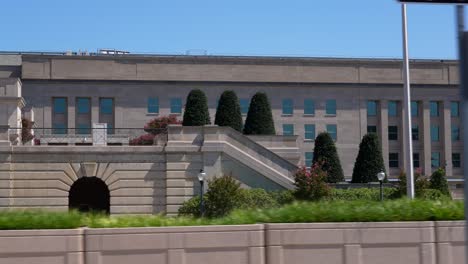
[{"xmin": 69, "ymin": 177, "xmax": 110, "ymax": 214}]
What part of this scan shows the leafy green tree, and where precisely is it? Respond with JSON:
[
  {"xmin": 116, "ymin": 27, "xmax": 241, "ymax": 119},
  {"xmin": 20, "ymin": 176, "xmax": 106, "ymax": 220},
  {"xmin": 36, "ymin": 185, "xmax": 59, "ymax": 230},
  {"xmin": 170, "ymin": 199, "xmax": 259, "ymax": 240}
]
[
  {"xmin": 351, "ymin": 133, "xmax": 386, "ymax": 183},
  {"xmin": 397, "ymin": 169, "xmax": 429, "ymax": 197},
  {"xmin": 214, "ymin": 90, "xmax": 243, "ymax": 132},
  {"xmin": 182, "ymin": 89, "xmax": 211, "ymax": 126},
  {"xmin": 312, "ymin": 132, "xmax": 344, "ymax": 183},
  {"xmin": 429, "ymin": 168, "xmax": 450, "ymax": 197},
  {"xmin": 243, "ymin": 92, "xmax": 276, "ymax": 135}
]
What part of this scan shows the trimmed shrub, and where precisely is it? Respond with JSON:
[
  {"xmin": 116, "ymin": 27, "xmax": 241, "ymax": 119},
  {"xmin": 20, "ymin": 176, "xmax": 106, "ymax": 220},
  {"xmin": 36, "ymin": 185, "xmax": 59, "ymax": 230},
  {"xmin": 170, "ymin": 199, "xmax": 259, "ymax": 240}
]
[
  {"xmin": 21, "ymin": 118, "xmax": 34, "ymax": 144},
  {"xmin": 430, "ymin": 168, "xmax": 450, "ymax": 197},
  {"xmin": 293, "ymin": 165, "xmax": 331, "ymax": 201},
  {"xmin": 182, "ymin": 89, "xmax": 211, "ymax": 126},
  {"xmin": 351, "ymin": 133, "xmax": 386, "ymax": 183},
  {"xmin": 243, "ymin": 92, "xmax": 275, "ymax": 135},
  {"xmin": 204, "ymin": 175, "xmax": 242, "ymax": 218},
  {"xmin": 214, "ymin": 90, "xmax": 243, "ymax": 132},
  {"xmin": 327, "ymin": 188, "xmax": 400, "ymax": 201},
  {"xmin": 419, "ymin": 189, "xmax": 450, "ymax": 200},
  {"xmin": 312, "ymin": 132, "xmax": 344, "ymax": 183},
  {"xmin": 178, "ymin": 196, "xmax": 202, "ymax": 217},
  {"xmin": 268, "ymin": 190, "xmax": 295, "ymax": 205},
  {"xmin": 238, "ymin": 189, "xmax": 278, "ymax": 209},
  {"xmin": 397, "ymin": 169, "xmax": 429, "ymax": 197},
  {"xmin": 130, "ymin": 115, "xmax": 181, "ymax": 145}
]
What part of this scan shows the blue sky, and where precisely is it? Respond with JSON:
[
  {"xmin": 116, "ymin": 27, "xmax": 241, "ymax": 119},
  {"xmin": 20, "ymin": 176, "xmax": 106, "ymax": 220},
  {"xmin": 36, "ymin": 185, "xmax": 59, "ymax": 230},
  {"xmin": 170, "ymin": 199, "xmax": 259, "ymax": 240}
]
[{"xmin": 1, "ymin": 0, "xmax": 464, "ymax": 59}]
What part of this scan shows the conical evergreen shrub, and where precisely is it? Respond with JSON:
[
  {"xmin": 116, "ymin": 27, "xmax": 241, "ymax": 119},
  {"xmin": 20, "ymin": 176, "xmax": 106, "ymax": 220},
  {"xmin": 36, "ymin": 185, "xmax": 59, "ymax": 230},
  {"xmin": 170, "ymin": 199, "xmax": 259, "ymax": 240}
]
[
  {"xmin": 312, "ymin": 132, "xmax": 344, "ymax": 183},
  {"xmin": 429, "ymin": 168, "xmax": 450, "ymax": 197},
  {"xmin": 351, "ymin": 133, "xmax": 386, "ymax": 183},
  {"xmin": 243, "ymin": 92, "xmax": 275, "ymax": 135},
  {"xmin": 182, "ymin": 89, "xmax": 211, "ymax": 126},
  {"xmin": 214, "ymin": 90, "xmax": 243, "ymax": 132}
]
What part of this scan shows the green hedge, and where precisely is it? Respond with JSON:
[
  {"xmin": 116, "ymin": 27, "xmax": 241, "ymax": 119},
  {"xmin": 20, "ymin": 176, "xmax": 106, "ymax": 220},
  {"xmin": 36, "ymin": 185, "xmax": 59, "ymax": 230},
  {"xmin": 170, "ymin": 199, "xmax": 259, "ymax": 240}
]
[
  {"xmin": 0, "ymin": 199, "xmax": 463, "ymax": 229},
  {"xmin": 326, "ymin": 188, "xmax": 400, "ymax": 201}
]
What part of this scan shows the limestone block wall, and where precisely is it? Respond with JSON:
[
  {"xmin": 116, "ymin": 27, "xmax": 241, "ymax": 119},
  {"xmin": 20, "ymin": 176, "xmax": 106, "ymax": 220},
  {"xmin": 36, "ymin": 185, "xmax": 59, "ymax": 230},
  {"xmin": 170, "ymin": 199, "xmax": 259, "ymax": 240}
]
[
  {"xmin": 0, "ymin": 146, "xmax": 167, "ymax": 214},
  {"xmin": 0, "ymin": 229, "xmax": 84, "ymax": 264},
  {"xmin": 0, "ymin": 221, "xmax": 465, "ymax": 264}
]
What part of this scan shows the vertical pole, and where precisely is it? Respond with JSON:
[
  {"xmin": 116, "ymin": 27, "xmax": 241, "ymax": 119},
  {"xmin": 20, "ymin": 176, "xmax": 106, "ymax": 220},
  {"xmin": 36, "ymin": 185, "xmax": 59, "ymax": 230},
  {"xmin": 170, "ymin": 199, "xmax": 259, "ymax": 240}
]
[
  {"xmin": 455, "ymin": 5, "xmax": 468, "ymax": 264},
  {"xmin": 402, "ymin": 3, "xmax": 415, "ymax": 199},
  {"xmin": 380, "ymin": 181, "xmax": 383, "ymax": 202},
  {"xmin": 200, "ymin": 181, "xmax": 204, "ymax": 217}
]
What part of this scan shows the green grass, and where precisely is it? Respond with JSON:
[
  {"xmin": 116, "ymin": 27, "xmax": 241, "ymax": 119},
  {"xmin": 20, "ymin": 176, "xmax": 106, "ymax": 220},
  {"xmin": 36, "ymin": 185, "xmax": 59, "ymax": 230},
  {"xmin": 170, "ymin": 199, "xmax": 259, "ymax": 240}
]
[{"xmin": 0, "ymin": 199, "xmax": 464, "ymax": 229}]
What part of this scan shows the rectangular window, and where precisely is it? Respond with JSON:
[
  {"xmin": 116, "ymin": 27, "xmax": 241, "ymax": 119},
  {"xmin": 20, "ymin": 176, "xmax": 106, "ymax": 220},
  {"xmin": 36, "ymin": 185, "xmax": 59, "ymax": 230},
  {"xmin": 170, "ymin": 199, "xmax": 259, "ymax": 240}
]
[
  {"xmin": 170, "ymin": 98, "xmax": 182, "ymax": 114},
  {"xmin": 388, "ymin": 126, "xmax": 398, "ymax": 141},
  {"xmin": 453, "ymin": 153, "xmax": 461, "ymax": 168},
  {"xmin": 431, "ymin": 152, "xmax": 440, "ymax": 168},
  {"xmin": 411, "ymin": 101, "xmax": 419, "ymax": 117},
  {"xmin": 147, "ymin": 97, "xmax": 159, "ymax": 113},
  {"xmin": 412, "ymin": 125, "xmax": 419, "ymax": 141},
  {"xmin": 388, "ymin": 101, "xmax": 398, "ymax": 117},
  {"xmin": 451, "ymin": 101, "xmax": 460, "ymax": 117},
  {"xmin": 452, "ymin": 124, "xmax": 460, "ymax": 141},
  {"xmin": 326, "ymin": 124, "xmax": 337, "ymax": 141},
  {"xmin": 325, "ymin": 99, "xmax": 336, "ymax": 115},
  {"xmin": 240, "ymin": 98, "xmax": 249, "ymax": 115},
  {"xmin": 431, "ymin": 125, "xmax": 439, "ymax": 142},
  {"xmin": 389, "ymin": 153, "xmax": 399, "ymax": 168},
  {"xmin": 304, "ymin": 124, "xmax": 315, "ymax": 140},
  {"xmin": 304, "ymin": 99, "xmax": 315, "ymax": 115},
  {"xmin": 99, "ymin": 98, "xmax": 114, "ymax": 134},
  {"xmin": 305, "ymin": 152, "xmax": 314, "ymax": 168},
  {"xmin": 430, "ymin": 101, "xmax": 439, "ymax": 117},
  {"xmin": 367, "ymin": 125, "xmax": 377, "ymax": 134},
  {"xmin": 52, "ymin": 97, "xmax": 67, "ymax": 134},
  {"xmin": 282, "ymin": 99, "xmax": 293, "ymax": 115},
  {"xmin": 413, "ymin": 153, "xmax": 420, "ymax": 168},
  {"xmin": 367, "ymin": 100, "xmax": 377, "ymax": 116},
  {"xmin": 282, "ymin": 124, "xmax": 294, "ymax": 136},
  {"xmin": 76, "ymin": 97, "xmax": 91, "ymax": 134}
]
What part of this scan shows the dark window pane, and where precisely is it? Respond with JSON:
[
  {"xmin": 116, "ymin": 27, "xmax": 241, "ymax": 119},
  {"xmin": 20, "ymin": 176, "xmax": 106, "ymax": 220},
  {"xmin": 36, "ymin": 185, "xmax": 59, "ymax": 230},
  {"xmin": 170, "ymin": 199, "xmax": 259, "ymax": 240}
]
[
  {"xmin": 326, "ymin": 124, "xmax": 337, "ymax": 141},
  {"xmin": 388, "ymin": 126, "xmax": 398, "ymax": 140},
  {"xmin": 389, "ymin": 153, "xmax": 399, "ymax": 168},
  {"xmin": 388, "ymin": 101, "xmax": 398, "ymax": 117},
  {"xmin": 367, "ymin": 101, "xmax": 377, "ymax": 116},
  {"xmin": 304, "ymin": 99, "xmax": 315, "ymax": 115},
  {"xmin": 367, "ymin": 125, "xmax": 377, "ymax": 134},
  {"xmin": 100, "ymin": 98, "xmax": 114, "ymax": 114},
  {"xmin": 431, "ymin": 125, "xmax": 439, "ymax": 142},
  {"xmin": 53, "ymin": 98, "xmax": 67, "ymax": 114},
  {"xmin": 282, "ymin": 124, "xmax": 294, "ymax": 136},
  {"xmin": 147, "ymin": 97, "xmax": 159, "ymax": 113},
  {"xmin": 451, "ymin": 101, "xmax": 459, "ymax": 117},
  {"xmin": 413, "ymin": 153, "xmax": 420, "ymax": 168},
  {"xmin": 77, "ymin": 98, "xmax": 90, "ymax": 114},
  {"xmin": 240, "ymin": 98, "xmax": 249, "ymax": 114},
  {"xmin": 304, "ymin": 124, "xmax": 315, "ymax": 140},
  {"xmin": 170, "ymin": 98, "xmax": 182, "ymax": 114},
  {"xmin": 431, "ymin": 152, "xmax": 440, "ymax": 168},
  {"xmin": 452, "ymin": 125, "xmax": 460, "ymax": 141},
  {"xmin": 411, "ymin": 101, "xmax": 418, "ymax": 117},
  {"xmin": 452, "ymin": 153, "xmax": 461, "ymax": 168},
  {"xmin": 412, "ymin": 125, "xmax": 419, "ymax": 141},
  {"xmin": 430, "ymin": 101, "xmax": 439, "ymax": 117},
  {"xmin": 326, "ymin": 100, "xmax": 336, "ymax": 115},
  {"xmin": 282, "ymin": 99, "xmax": 293, "ymax": 115},
  {"xmin": 305, "ymin": 152, "xmax": 314, "ymax": 167}
]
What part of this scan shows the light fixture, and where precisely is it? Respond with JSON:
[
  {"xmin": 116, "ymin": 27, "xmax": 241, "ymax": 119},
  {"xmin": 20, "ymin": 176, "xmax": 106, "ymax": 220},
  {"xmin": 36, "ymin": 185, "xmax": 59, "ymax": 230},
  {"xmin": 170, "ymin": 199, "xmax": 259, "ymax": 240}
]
[
  {"xmin": 376, "ymin": 170, "xmax": 385, "ymax": 202},
  {"xmin": 198, "ymin": 169, "xmax": 206, "ymax": 217}
]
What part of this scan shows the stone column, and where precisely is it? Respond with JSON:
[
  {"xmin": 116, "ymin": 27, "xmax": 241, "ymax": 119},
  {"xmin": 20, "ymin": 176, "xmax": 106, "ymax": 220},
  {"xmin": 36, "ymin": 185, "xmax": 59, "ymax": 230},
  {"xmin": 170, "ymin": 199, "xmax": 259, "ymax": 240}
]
[
  {"xmin": 422, "ymin": 101, "xmax": 432, "ymax": 175},
  {"xmin": 0, "ymin": 78, "xmax": 24, "ymax": 145},
  {"xmin": 442, "ymin": 100, "xmax": 453, "ymax": 176},
  {"xmin": 379, "ymin": 100, "xmax": 389, "ymax": 173}
]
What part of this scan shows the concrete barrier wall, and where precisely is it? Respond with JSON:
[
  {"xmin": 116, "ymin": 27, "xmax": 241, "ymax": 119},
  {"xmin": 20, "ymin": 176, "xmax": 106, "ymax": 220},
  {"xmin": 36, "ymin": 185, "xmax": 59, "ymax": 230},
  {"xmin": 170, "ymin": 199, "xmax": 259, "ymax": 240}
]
[{"xmin": 0, "ymin": 222, "xmax": 465, "ymax": 264}]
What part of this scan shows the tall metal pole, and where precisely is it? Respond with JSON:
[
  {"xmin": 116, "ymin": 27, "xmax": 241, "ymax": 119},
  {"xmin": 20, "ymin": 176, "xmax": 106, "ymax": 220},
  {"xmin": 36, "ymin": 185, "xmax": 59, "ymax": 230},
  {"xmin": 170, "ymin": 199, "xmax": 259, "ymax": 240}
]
[
  {"xmin": 401, "ymin": 3, "xmax": 415, "ymax": 199},
  {"xmin": 455, "ymin": 5, "xmax": 468, "ymax": 264}
]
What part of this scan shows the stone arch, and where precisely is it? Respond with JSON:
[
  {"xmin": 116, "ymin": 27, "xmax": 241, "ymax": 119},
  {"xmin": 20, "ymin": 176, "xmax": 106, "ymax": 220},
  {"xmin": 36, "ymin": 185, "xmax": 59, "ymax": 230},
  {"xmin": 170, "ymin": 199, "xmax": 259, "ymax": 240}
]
[{"xmin": 69, "ymin": 177, "xmax": 110, "ymax": 214}]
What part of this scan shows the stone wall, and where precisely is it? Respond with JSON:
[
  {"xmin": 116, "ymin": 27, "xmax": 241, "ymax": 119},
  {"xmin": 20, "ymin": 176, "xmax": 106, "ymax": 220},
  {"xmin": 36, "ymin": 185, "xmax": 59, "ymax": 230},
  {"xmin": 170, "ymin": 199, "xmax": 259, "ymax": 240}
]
[{"xmin": 0, "ymin": 221, "xmax": 465, "ymax": 264}]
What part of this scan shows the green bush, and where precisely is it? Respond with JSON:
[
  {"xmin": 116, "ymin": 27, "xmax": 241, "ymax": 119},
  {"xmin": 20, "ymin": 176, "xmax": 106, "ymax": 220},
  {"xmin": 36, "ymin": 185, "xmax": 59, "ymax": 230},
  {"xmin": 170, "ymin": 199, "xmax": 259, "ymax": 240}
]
[
  {"xmin": 182, "ymin": 89, "xmax": 211, "ymax": 126},
  {"xmin": 312, "ymin": 132, "xmax": 344, "ymax": 183},
  {"xmin": 419, "ymin": 189, "xmax": 450, "ymax": 200},
  {"xmin": 327, "ymin": 188, "xmax": 400, "ymax": 201},
  {"xmin": 268, "ymin": 190, "xmax": 295, "ymax": 205},
  {"xmin": 243, "ymin": 92, "xmax": 276, "ymax": 135},
  {"xmin": 293, "ymin": 165, "xmax": 331, "ymax": 201},
  {"xmin": 214, "ymin": 90, "xmax": 243, "ymax": 132},
  {"xmin": 178, "ymin": 187, "xmax": 279, "ymax": 217},
  {"xmin": 430, "ymin": 168, "xmax": 450, "ymax": 197},
  {"xmin": 397, "ymin": 170, "xmax": 429, "ymax": 197},
  {"xmin": 204, "ymin": 175, "xmax": 242, "ymax": 218},
  {"xmin": 0, "ymin": 210, "xmax": 83, "ymax": 230},
  {"xmin": 215, "ymin": 199, "xmax": 464, "ymax": 225},
  {"xmin": 351, "ymin": 133, "xmax": 386, "ymax": 183}
]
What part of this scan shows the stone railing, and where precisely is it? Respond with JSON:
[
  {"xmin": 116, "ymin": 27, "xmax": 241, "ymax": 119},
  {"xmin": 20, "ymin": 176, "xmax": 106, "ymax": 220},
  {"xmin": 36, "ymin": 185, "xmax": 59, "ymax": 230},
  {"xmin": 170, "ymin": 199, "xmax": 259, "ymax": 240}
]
[{"xmin": 0, "ymin": 221, "xmax": 464, "ymax": 264}]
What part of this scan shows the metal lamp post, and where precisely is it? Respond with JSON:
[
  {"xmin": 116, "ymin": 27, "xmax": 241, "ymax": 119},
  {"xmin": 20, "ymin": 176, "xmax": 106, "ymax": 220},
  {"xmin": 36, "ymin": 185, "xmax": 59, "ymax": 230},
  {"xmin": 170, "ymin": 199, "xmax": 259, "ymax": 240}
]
[
  {"xmin": 377, "ymin": 171, "xmax": 386, "ymax": 202},
  {"xmin": 197, "ymin": 169, "xmax": 206, "ymax": 217}
]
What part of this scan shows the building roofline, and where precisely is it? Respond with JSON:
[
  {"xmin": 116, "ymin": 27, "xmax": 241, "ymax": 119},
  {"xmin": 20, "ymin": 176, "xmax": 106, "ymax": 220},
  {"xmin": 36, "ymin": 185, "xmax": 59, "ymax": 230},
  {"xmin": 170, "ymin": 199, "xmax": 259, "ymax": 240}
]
[{"xmin": 1, "ymin": 50, "xmax": 458, "ymax": 65}]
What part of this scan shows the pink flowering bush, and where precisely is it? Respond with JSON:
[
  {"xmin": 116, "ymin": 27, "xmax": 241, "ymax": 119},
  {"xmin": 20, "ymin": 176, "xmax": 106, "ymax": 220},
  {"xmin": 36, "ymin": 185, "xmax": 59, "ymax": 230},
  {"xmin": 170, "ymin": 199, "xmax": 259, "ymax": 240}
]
[
  {"xmin": 130, "ymin": 115, "xmax": 181, "ymax": 145},
  {"xmin": 293, "ymin": 163, "xmax": 331, "ymax": 201}
]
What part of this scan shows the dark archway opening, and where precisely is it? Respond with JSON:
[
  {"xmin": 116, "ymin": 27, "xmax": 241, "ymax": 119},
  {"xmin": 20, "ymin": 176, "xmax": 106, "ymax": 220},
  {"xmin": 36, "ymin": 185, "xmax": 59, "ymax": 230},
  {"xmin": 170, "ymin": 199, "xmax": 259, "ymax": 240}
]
[{"xmin": 69, "ymin": 177, "xmax": 110, "ymax": 214}]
